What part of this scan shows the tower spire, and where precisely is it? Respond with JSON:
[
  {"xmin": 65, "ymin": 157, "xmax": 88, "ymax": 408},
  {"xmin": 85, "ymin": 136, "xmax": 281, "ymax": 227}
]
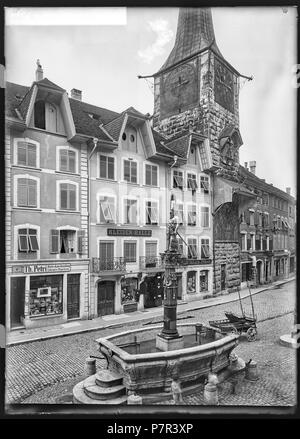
[{"xmin": 157, "ymin": 8, "xmax": 224, "ymax": 75}]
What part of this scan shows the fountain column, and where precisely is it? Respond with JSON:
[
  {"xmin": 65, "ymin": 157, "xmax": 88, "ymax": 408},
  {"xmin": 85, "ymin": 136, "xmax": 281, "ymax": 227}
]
[{"xmin": 156, "ymin": 195, "xmax": 184, "ymax": 351}]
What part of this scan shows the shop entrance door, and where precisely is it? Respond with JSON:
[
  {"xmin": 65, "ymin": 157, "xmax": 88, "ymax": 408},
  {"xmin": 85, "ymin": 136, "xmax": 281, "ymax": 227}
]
[
  {"xmin": 67, "ymin": 274, "xmax": 80, "ymax": 319},
  {"xmin": 97, "ymin": 281, "xmax": 115, "ymax": 316},
  {"xmin": 220, "ymin": 264, "xmax": 226, "ymax": 291},
  {"xmin": 256, "ymin": 261, "xmax": 262, "ymax": 284},
  {"xmin": 10, "ymin": 277, "xmax": 25, "ymax": 328},
  {"xmin": 265, "ymin": 262, "xmax": 269, "ymax": 281}
]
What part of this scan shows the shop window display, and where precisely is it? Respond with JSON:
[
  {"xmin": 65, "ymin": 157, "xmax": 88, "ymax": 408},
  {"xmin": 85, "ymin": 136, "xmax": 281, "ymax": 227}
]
[
  {"xmin": 200, "ymin": 270, "xmax": 208, "ymax": 292},
  {"xmin": 121, "ymin": 277, "xmax": 139, "ymax": 304},
  {"xmin": 29, "ymin": 275, "xmax": 63, "ymax": 316},
  {"xmin": 187, "ymin": 271, "xmax": 196, "ymax": 294}
]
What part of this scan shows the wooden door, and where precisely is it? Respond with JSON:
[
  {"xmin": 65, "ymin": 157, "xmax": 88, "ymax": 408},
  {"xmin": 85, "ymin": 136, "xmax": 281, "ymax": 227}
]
[
  {"xmin": 220, "ymin": 264, "xmax": 226, "ymax": 291},
  {"xmin": 97, "ymin": 281, "xmax": 115, "ymax": 316},
  {"xmin": 10, "ymin": 277, "xmax": 25, "ymax": 328},
  {"xmin": 67, "ymin": 274, "xmax": 80, "ymax": 319}
]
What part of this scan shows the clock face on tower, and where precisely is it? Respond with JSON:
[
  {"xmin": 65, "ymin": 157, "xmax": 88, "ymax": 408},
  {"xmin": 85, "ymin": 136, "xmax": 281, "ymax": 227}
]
[
  {"xmin": 214, "ymin": 59, "xmax": 235, "ymax": 113},
  {"xmin": 160, "ymin": 63, "xmax": 198, "ymax": 119}
]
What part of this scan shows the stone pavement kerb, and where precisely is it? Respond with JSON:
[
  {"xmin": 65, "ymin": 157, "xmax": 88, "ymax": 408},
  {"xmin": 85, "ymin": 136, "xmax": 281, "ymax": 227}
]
[{"xmin": 6, "ymin": 277, "xmax": 295, "ymax": 346}]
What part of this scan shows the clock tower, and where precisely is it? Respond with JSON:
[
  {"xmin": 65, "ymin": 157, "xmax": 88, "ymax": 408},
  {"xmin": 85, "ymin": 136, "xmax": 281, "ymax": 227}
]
[{"xmin": 152, "ymin": 7, "xmax": 245, "ymax": 178}]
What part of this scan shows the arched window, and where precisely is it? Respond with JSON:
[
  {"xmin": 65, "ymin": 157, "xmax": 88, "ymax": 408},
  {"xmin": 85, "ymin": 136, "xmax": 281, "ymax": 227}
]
[{"xmin": 34, "ymin": 100, "xmax": 45, "ymax": 129}]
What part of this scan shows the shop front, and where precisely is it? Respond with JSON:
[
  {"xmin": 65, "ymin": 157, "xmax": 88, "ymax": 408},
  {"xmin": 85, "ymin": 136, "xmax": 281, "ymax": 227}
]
[
  {"xmin": 178, "ymin": 263, "xmax": 213, "ymax": 301},
  {"xmin": 273, "ymin": 253, "xmax": 288, "ymax": 280},
  {"xmin": 141, "ymin": 272, "xmax": 164, "ymax": 308},
  {"xmin": 7, "ymin": 260, "xmax": 89, "ymax": 330},
  {"xmin": 121, "ymin": 276, "xmax": 140, "ymax": 313}
]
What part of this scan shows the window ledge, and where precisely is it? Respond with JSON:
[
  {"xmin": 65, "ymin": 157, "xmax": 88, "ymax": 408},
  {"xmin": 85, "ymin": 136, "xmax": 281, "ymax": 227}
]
[
  {"xmin": 55, "ymin": 171, "xmax": 80, "ymax": 176},
  {"xmin": 96, "ymin": 177, "xmax": 117, "ymax": 183},
  {"xmin": 13, "ymin": 207, "xmax": 41, "ymax": 211},
  {"xmin": 121, "ymin": 181, "xmax": 140, "ymax": 187},
  {"xmin": 55, "ymin": 210, "xmax": 80, "ymax": 214},
  {"xmin": 96, "ymin": 222, "xmax": 117, "ymax": 226},
  {"xmin": 12, "ymin": 165, "xmax": 42, "ymax": 171}
]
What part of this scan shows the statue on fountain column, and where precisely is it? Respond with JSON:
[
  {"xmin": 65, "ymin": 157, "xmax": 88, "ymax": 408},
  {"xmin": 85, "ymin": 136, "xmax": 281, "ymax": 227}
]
[{"xmin": 167, "ymin": 215, "xmax": 180, "ymax": 252}]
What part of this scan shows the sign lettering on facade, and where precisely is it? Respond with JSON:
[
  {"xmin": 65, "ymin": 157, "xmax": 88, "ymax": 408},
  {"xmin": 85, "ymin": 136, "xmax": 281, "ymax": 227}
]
[
  {"xmin": 12, "ymin": 264, "xmax": 71, "ymax": 274},
  {"xmin": 107, "ymin": 229, "xmax": 152, "ymax": 237}
]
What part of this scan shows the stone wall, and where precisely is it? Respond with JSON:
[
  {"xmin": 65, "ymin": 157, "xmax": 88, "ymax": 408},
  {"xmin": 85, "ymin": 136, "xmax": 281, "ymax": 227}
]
[{"xmin": 214, "ymin": 242, "xmax": 240, "ymax": 294}]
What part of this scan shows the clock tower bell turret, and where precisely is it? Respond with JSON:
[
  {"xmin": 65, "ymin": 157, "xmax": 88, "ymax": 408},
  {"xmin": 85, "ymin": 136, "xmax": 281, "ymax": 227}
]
[{"xmin": 152, "ymin": 7, "xmax": 249, "ymax": 177}]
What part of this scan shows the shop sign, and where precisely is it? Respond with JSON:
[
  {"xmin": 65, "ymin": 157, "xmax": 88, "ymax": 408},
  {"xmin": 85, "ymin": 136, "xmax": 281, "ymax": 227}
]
[
  {"xmin": 12, "ymin": 263, "xmax": 71, "ymax": 274},
  {"xmin": 107, "ymin": 228, "xmax": 152, "ymax": 237},
  {"xmin": 181, "ymin": 258, "xmax": 212, "ymax": 266}
]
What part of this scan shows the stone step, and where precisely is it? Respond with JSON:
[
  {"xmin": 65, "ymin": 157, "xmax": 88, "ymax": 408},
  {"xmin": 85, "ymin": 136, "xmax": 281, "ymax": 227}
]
[
  {"xmin": 95, "ymin": 369, "xmax": 123, "ymax": 388},
  {"xmin": 83, "ymin": 375, "xmax": 126, "ymax": 400},
  {"xmin": 73, "ymin": 380, "xmax": 127, "ymax": 405}
]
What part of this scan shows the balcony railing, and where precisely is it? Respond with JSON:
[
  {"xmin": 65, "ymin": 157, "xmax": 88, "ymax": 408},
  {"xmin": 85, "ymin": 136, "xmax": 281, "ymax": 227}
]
[
  {"xmin": 139, "ymin": 256, "xmax": 165, "ymax": 271},
  {"xmin": 92, "ymin": 257, "xmax": 126, "ymax": 273}
]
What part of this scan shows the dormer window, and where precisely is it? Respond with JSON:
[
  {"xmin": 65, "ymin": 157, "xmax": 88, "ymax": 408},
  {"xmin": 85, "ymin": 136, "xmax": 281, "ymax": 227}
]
[
  {"xmin": 34, "ymin": 100, "xmax": 58, "ymax": 132},
  {"xmin": 122, "ymin": 128, "xmax": 137, "ymax": 153},
  {"xmin": 34, "ymin": 100, "xmax": 45, "ymax": 129}
]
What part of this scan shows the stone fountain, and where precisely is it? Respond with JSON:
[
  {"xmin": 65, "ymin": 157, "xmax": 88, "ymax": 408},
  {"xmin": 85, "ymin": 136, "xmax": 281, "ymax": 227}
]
[{"xmin": 73, "ymin": 196, "xmax": 244, "ymax": 404}]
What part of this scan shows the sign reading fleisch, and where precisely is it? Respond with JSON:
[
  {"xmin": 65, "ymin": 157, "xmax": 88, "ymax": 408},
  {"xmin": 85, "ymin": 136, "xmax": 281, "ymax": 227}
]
[
  {"xmin": 12, "ymin": 264, "xmax": 71, "ymax": 274},
  {"xmin": 107, "ymin": 229, "xmax": 152, "ymax": 237}
]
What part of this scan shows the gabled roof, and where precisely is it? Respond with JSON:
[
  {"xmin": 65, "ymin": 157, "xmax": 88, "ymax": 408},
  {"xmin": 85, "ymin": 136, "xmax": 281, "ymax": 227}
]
[
  {"xmin": 5, "ymin": 82, "xmax": 30, "ymax": 119},
  {"xmin": 18, "ymin": 86, "xmax": 35, "ymax": 120},
  {"xmin": 103, "ymin": 114, "xmax": 125, "ymax": 142},
  {"xmin": 152, "ymin": 129, "xmax": 175, "ymax": 156},
  {"xmin": 163, "ymin": 130, "xmax": 191, "ymax": 159},
  {"xmin": 35, "ymin": 77, "xmax": 66, "ymax": 92},
  {"xmin": 73, "ymin": 99, "xmax": 119, "ymax": 125},
  {"xmin": 122, "ymin": 106, "xmax": 146, "ymax": 118},
  {"xmin": 238, "ymin": 165, "xmax": 295, "ymax": 202},
  {"xmin": 69, "ymin": 98, "xmax": 114, "ymax": 142}
]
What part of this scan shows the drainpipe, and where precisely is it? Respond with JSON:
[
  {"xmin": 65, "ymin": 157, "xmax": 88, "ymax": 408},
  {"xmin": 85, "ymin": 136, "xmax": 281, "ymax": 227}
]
[{"xmin": 87, "ymin": 137, "xmax": 98, "ymax": 319}]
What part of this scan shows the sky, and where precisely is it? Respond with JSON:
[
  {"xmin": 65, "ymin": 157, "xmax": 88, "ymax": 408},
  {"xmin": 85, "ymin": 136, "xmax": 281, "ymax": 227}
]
[{"xmin": 5, "ymin": 6, "xmax": 297, "ymax": 197}]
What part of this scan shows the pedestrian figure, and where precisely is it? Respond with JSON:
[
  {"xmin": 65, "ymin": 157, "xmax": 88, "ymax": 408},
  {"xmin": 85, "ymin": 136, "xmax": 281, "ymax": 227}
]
[{"xmin": 171, "ymin": 374, "xmax": 183, "ymax": 405}]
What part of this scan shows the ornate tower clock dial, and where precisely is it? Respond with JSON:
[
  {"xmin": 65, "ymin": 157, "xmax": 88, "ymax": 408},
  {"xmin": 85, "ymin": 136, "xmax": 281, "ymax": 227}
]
[
  {"xmin": 214, "ymin": 59, "xmax": 235, "ymax": 113},
  {"xmin": 160, "ymin": 63, "xmax": 198, "ymax": 119}
]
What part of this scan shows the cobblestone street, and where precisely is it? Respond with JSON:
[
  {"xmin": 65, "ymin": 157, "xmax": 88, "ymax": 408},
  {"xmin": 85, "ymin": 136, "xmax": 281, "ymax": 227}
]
[{"xmin": 6, "ymin": 280, "xmax": 297, "ymax": 406}]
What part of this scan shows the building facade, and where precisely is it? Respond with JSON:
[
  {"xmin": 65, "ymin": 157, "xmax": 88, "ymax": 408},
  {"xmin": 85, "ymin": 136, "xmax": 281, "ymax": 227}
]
[
  {"xmin": 5, "ymin": 8, "xmax": 296, "ymax": 331},
  {"xmin": 6, "ymin": 73, "xmax": 90, "ymax": 330},
  {"xmin": 238, "ymin": 162, "xmax": 296, "ymax": 287}
]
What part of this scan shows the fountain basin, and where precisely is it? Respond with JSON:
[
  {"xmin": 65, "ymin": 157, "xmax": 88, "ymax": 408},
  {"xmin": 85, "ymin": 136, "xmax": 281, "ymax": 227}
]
[{"xmin": 96, "ymin": 323, "xmax": 239, "ymax": 401}]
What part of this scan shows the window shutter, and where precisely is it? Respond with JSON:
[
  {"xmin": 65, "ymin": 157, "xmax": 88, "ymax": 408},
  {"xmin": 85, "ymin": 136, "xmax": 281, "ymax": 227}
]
[
  {"xmin": 78, "ymin": 230, "xmax": 85, "ymax": 254},
  {"xmin": 254, "ymin": 211, "xmax": 259, "ymax": 225},
  {"xmin": 50, "ymin": 230, "xmax": 60, "ymax": 253}
]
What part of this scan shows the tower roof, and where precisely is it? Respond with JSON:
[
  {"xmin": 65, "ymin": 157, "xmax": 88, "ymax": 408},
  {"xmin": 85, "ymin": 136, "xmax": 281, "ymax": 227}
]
[{"xmin": 156, "ymin": 8, "xmax": 225, "ymax": 75}]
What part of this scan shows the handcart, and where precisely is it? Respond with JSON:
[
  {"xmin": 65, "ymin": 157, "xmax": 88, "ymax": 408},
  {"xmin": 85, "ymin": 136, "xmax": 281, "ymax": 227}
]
[{"xmin": 209, "ymin": 281, "xmax": 258, "ymax": 342}]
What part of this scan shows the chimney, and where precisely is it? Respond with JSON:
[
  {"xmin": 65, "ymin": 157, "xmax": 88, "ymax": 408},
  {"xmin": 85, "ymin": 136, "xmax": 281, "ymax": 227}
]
[
  {"xmin": 71, "ymin": 88, "xmax": 82, "ymax": 101},
  {"xmin": 249, "ymin": 160, "xmax": 256, "ymax": 175},
  {"xmin": 244, "ymin": 162, "xmax": 248, "ymax": 170},
  {"xmin": 286, "ymin": 187, "xmax": 291, "ymax": 195},
  {"xmin": 35, "ymin": 59, "xmax": 43, "ymax": 81}
]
